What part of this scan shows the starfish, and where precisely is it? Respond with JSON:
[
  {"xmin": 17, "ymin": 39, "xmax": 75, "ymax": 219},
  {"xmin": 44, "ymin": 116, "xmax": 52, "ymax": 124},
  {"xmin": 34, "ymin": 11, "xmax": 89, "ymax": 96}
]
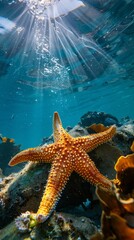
[{"xmin": 9, "ymin": 112, "xmax": 116, "ymax": 223}]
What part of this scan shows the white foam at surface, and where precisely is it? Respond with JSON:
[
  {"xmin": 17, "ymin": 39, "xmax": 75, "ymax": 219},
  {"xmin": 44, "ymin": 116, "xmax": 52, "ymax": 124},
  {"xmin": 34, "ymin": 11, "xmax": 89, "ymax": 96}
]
[
  {"xmin": 0, "ymin": 16, "xmax": 16, "ymax": 35},
  {"xmin": 25, "ymin": 0, "xmax": 85, "ymax": 19}
]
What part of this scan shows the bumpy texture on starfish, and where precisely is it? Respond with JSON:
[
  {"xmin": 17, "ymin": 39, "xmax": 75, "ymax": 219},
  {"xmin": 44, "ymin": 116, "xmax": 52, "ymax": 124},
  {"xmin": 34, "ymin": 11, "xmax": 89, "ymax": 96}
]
[{"xmin": 9, "ymin": 112, "xmax": 116, "ymax": 223}]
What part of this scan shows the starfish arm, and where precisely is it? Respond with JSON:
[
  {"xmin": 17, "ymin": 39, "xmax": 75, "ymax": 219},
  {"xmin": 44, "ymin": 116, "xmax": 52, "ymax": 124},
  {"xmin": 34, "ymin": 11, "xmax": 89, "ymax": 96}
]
[
  {"xmin": 36, "ymin": 154, "xmax": 73, "ymax": 222},
  {"xmin": 53, "ymin": 112, "xmax": 71, "ymax": 142},
  {"xmin": 74, "ymin": 149, "xmax": 112, "ymax": 188},
  {"xmin": 8, "ymin": 144, "xmax": 57, "ymax": 166},
  {"xmin": 53, "ymin": 112, "xmax": 64, "ymax": 142},
  {"xmin": 74, "ymin": 125, "xmax": 116, "ymax": 152}
]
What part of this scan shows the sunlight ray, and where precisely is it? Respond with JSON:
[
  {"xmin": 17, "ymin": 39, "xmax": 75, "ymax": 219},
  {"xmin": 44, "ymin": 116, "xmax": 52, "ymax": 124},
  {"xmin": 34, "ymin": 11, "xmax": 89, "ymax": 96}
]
[
  {"xmin": 48, "ymin": 24, "xmax": 73, "ymax": 90},
  {"xmin": 55, "ymin": 28, "xmax": 85, "ymax": 72},
  {"xmin": 54, "ymin": 20, "xmax": 102, "ymax": 79},
  {"xmin": 3, "ymin": 0, "xmax": 119, "ymax": 93},
  {"xmin": 58, "ymin": 16, "xmax": 111, "ymax": 63}
]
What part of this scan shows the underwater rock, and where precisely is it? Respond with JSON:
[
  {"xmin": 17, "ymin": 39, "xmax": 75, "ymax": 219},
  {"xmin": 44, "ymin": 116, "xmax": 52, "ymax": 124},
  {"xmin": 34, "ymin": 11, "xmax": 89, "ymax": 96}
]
[
  {"xmin": 0, "ymin": 168, "xmax": 4, "ymax": 179},
  {"xmin": 0, "ymin": 161, "xmax": 94, "ymax": 229},
  {"xmin": 90, "ymin": 143, "xmax": 122, "ymax": 180},
  {"xmin": 80, "ymin": 111, "xmax": 120, "ymax": 127},
  {"xmin": 0, "ymin": 162, "xmax": 49, "ymax": 228},
  {"xmin": 68, "ymin": 124, "xmax": 89, "ymax": 137},
  {"xmin": 118, "ymin": 123, "xmax": 134, "ymax": 137},
  {"xmin": 113, "ymin": 124, "xmax": 134, "ymax": 155},
  {"xmin": 41, "ymin": 135, "xmax": 54, "ymax": 145},
  {"xmin": 119, "ymin": 117, "xmax": 134, "ymax": 136},
  {"xmin": 0, "ymin": 212, "xmax": 98, "ymax": 240}
]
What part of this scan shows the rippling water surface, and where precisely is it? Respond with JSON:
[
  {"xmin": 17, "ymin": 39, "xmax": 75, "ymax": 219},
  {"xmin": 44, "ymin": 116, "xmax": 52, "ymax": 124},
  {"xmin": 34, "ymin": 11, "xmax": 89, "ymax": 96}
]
[{"xmin": 0, "ymin": 0, "xmax": 134, "ymax": 148}]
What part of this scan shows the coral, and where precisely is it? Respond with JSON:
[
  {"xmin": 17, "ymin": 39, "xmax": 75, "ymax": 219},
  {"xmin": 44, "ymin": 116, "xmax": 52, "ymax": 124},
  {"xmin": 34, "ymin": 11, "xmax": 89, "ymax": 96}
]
[
  {"xmin": 91, "ymin": 142, "xmax": 134, "ymax": 240},
  {"xmin": 115, "ymin": 153, "xmax": 134, "ymax": 194},
  {"xmin": 91, "ymin": 184, "xmax": 134, "ymax": 240},
  {"xmin": 15, "ymin": 211, "xmax": 32, "ymax": 233}
]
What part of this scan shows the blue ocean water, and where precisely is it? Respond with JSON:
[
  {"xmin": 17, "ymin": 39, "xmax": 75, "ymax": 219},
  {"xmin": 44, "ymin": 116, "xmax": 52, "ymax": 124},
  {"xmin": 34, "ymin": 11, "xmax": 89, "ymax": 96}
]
[{"xmin": 0, "ymin": 0, "xmax": 134, "ymax": 149}]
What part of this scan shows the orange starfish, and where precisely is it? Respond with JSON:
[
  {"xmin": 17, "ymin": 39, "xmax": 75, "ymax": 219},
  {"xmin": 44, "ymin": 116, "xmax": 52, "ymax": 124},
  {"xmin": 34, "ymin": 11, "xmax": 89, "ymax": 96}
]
[{"xmin": 9, "ymin": 112, "xmax": 116, "ymax": 222}]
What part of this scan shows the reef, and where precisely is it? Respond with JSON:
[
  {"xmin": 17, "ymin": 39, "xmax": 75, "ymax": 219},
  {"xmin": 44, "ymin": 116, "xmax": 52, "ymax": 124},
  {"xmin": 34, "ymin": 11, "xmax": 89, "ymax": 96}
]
[{"xmin": 0, "ymin": 111, "xmax": 134, "ymax": 239}]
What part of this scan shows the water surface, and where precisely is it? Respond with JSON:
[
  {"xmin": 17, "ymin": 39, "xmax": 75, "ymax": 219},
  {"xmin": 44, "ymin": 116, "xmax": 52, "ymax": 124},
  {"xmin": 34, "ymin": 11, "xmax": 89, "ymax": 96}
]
[{"xmin": 0, "ymin": 0, "xmax": 134, "ymax": 148}]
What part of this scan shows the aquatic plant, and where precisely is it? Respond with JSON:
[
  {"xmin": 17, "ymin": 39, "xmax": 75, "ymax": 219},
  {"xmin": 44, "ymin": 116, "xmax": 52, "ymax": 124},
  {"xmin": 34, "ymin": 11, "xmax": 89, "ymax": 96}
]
[{"xmin": 91, "ymin": 142, "xmax": 134, "ymax": 240}]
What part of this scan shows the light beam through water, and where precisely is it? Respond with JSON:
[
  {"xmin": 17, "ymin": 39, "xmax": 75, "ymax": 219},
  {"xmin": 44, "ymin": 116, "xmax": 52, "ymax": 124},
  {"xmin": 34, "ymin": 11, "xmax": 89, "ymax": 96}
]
[{"xmin": 2, "ymin": 0, "xmax": 117, "ymax": 96}]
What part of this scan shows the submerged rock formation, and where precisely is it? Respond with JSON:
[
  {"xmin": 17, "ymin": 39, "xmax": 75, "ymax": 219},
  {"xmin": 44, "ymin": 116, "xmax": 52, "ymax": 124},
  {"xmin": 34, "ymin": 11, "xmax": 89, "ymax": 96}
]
[{"xmin": 0, "ymin": 212, "xmax": 98, "ymax": 240}]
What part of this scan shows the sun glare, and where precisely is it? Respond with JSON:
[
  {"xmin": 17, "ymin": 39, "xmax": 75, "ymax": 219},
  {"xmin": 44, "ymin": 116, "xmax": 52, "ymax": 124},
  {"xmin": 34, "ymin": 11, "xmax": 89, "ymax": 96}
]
[
  {"xmin": 5, "ymin": 0, "xmax": 112, "ymax": 93},
  {"xmin": 20, "ymin": 0, "xmax": 85, "ymax": 19}
]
